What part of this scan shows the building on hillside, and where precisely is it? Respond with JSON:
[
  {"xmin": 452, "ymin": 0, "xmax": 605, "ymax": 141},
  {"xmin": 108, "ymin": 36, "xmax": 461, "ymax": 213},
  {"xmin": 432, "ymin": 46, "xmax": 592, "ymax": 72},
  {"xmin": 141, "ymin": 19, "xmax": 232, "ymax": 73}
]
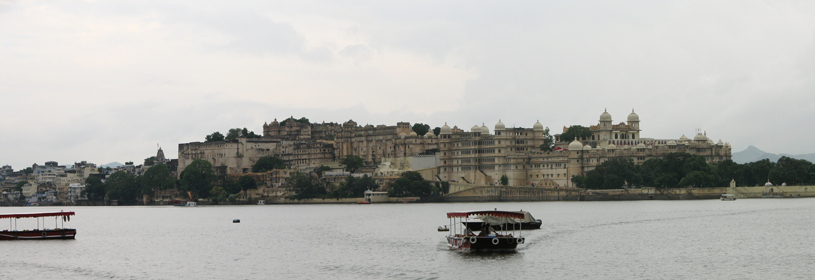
[
  {"xmin": 177, "ymin": 138, "xmax": 285, "ymax": 178},
  {"xmin": 67, "ymin": 183, "xmax": 86, "ymax": 204},
  {"xmin": 177, "ymin": 136, "xmax": 335, "ymax": 179},
  {"xmin": 224, "ymin": 169, "xmax": 294, "ymax": 199},
  {"xmin": 262, "ymin": 118, "xmax": 342, "ymax": 140},
  {"xmin": 437, "ymin": 109, "xmax": 732, "ymax": 188},
  {"xmin": 333, "ymin": 120, "xmax": 439, "ymax": 164}
]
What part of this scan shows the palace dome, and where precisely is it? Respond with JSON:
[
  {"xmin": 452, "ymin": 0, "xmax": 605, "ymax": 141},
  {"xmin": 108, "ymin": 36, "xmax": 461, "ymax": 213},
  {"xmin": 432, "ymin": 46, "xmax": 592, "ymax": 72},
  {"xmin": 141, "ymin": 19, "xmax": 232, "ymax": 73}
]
[
  {"xmin": 409, "ymin": 131, "xmax": 417, "ymax": 137},
  {"xmin": 495, "ymin": 120, "xmax": 505, "ymax": 131},
  {"xmin": 599, "ymin": 109, "xmax": 612, "ymax": 122},
  {"xmin": 481, "ymin": 123, "xmax": 489, "ymax": 135},
  {"xmin": 568, "ymin": 139, "xmax": 583, "ymax": 151},
  {"xmin": 627, "ymin": 109, "xmax": 639, "ymax": 122},
  {"xmin": 679, "ymin": 135, "xmax": 689, "ymax": 141},
  {"xmin": 440, "ymin": 123, "xmax": 452, "ymax": 135},
  {"xmin": 533, "ymin": 120, "xmax": 544, "ymax": 131},
  {"xmin": 471, "ymin": 125, "xmax": 481, "ymax": 133},
  {"xmin": 583, "ymin": 144, "xmax": 592, "ymax": 151},
  {"xmin": 607, "ymin": 143, "xmax": 617, "ymax": 149},
  {"xmin": 694, "ymin": 133, "xmax": 707, "ymax": 141},
  {"xmin": 717, "ymin": 140, "xmax": 723, "ymax": 146},
  {"xmin": 637, "ymin": 143, "xmax": 647, "ymax": 148},
  {"xmin": 667, "ymin": 140, "xmax": 677, "ymax": 145}
]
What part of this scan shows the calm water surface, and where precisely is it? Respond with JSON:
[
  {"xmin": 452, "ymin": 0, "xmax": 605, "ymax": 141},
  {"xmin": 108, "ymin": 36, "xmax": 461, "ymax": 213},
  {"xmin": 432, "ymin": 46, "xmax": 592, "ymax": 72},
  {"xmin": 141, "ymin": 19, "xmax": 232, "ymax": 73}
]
[{"xmin": 2, "ymin": 199, "xmax": 814, "ymax": 279}]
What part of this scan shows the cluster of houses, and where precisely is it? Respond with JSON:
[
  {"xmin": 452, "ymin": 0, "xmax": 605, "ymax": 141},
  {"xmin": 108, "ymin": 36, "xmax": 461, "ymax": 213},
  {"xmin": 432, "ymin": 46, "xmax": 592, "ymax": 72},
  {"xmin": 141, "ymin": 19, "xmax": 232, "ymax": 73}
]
[{"xmin": 0, "ymin": 148, "xmax": 177, "ymax": 205}]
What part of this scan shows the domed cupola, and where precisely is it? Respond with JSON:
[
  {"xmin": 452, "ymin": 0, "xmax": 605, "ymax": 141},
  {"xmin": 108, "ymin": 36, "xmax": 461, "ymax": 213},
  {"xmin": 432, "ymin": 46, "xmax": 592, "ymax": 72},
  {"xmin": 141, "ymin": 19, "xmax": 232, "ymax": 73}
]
[
  {"xmin": 440, "ymin": 123, "xmax": 452, "ymax": 135},
  {"xmin": 471, "ymin": 125, "xmax": 481, "ymax": 133},
  {"xmin": 481, "ymin": 123, "xmax": 489, "ymax": 135},
  {"xmin": 568, "ymin": 139, "xmax": 583, "ymax": 151},
  {"xmin": 627, "ymin": 109, "xmax": 640, "ymax": 122},
  {"xmin": 533, "ymin": 120, "xmax": 544, "ymax": 131},
  {"xmin": 599, "ymin": 109, "xmax": 612, "ymax": 122},
  {"xmin": 694, "ymin": 132, "xmax": 707, "ymax": 141},
  {"xmin": 495, "ymin": 120, "xmax": 505, "ymax": 131}
]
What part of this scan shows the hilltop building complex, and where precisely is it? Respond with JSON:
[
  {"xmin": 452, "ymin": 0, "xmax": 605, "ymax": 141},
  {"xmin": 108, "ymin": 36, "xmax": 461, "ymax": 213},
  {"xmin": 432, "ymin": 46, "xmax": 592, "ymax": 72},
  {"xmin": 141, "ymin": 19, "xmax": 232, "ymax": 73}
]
[{"xmin": 177, "ymin": 110, "xmax": 731, "ymax": 192}]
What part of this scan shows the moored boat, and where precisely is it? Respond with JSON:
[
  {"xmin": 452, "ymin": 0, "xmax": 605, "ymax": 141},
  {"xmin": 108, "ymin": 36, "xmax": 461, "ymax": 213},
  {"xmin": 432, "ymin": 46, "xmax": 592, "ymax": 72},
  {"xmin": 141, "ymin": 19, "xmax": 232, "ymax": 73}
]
[
  {"xmin": 463, "ymin": 210, "xmax": 542, "ymax": 231},
  {"xmin": 720, "ymin": 194, "xmax": 736, "ymax": 201},
  {"xmin": 0, "ymin": 211, "xmax": 76, "ymax": 240},
  {"xmin": 445, "ymin": 210, "xmax": 526, "ymax": 251}
]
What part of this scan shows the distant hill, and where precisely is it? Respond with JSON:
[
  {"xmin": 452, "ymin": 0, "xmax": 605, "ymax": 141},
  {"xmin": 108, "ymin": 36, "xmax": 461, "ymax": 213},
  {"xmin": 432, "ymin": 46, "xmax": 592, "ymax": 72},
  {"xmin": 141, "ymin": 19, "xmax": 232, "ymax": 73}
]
[
  {"xmin": 731, "ymin": 146, "xmax": 815, "ymax": 164},
  {"xmin": 100, "ymin": 162, "xmax": 123, "ymax": 168}
]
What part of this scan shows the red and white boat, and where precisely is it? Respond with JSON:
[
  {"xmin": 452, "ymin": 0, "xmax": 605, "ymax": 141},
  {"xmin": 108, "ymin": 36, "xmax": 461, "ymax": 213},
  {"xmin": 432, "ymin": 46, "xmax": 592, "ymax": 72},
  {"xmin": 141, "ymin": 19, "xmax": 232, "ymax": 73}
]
[
  {"xmin": 0, "ymin": 211, "xmax": 77, "ymax": 240},
  {"xmin": 445, "ymin": 210, "xmax": 526, "ymax": 251}
]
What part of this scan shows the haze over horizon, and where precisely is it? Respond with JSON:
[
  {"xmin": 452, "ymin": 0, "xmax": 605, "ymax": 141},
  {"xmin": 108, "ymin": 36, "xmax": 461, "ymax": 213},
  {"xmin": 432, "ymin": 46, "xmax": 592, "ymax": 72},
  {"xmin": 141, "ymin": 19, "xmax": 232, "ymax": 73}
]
[{"xmin": 3, "ymin": 1, "xmax": 815, "ymax": 168}]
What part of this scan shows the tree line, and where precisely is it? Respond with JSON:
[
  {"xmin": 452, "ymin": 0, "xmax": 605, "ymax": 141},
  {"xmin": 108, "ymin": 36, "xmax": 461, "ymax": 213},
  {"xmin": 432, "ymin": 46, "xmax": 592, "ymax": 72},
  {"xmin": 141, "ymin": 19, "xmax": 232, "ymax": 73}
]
[{"xmin": 572, "ymin": 153, "xmax": 815, "ymax": 189}]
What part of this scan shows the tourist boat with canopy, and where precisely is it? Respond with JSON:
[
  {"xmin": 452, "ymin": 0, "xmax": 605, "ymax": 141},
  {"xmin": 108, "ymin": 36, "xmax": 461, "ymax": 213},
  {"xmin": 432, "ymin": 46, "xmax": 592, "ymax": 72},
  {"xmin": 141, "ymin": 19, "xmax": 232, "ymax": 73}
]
[
  {"xmin": 446, "ymin": 210, "xmax": 526, "ymax": 251},
  {"xmin": 462, "ymin": 210, "xmax": 542, "ymax": 231},
  {"xmin": 0, "ymin": 211, "xmax": 76, "ymax": 240}
]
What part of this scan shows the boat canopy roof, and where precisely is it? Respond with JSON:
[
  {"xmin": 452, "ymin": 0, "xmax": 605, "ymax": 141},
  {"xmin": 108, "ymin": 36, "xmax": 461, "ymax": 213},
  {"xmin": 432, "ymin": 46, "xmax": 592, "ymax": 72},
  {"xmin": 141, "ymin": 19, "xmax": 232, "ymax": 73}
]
[
  {"xmin": 447, "ymin": 210, "xmax": 525, "ymax": 219},
  {"xmin": 0, "ymin": 211, "xmax": 75, "ymax": 219}
]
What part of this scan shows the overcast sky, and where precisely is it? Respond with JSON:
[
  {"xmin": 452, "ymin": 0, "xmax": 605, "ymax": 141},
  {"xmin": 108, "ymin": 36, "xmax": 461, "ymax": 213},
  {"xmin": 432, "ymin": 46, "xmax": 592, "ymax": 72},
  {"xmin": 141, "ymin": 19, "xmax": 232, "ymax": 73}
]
[{"xmin": 2, "ymin": 1, "xmax": 815, "ymax": 168}]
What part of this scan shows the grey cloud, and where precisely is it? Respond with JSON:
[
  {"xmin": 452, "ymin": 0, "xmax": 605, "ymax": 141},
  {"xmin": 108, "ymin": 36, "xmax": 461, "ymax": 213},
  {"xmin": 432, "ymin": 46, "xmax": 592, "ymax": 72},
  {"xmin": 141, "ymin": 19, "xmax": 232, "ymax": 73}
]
[{"xmin": 339, "ymin": 44, "xmax": 372, "ymax": 61}]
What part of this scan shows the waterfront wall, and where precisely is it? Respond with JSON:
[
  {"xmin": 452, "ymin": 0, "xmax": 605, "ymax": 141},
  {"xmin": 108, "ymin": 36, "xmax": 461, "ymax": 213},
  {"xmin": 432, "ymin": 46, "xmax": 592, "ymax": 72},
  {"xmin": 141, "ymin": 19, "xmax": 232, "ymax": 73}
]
[
  {"xmin": 442, "ymin": 185, "xmax": 815, "ymax": 202},
  {"xmin": 728, "ymin": 185, "xmax": 815, "ymax": 198},
  {"xmin": 265, "ymin": 196, "xmax": 420, "ymax": 204}
]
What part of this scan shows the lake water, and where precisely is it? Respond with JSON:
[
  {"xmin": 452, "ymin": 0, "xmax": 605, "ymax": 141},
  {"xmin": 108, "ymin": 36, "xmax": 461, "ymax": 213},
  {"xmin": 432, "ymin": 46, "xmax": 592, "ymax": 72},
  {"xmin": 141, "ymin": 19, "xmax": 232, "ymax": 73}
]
[{"xmin": 2, "ymin": 198, "xmax": 814, "ymax": 279}]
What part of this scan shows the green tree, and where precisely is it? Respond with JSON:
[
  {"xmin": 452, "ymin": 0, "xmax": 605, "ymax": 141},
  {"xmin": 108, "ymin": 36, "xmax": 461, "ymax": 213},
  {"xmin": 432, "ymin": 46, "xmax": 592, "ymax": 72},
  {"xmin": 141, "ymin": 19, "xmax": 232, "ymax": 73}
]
[
  {"xmin": 144, "ymin": 156, "xmax": 157, "ymax": 166},
  {"xmin": 225, "ymin": 128, "xmax": 242, "ymax": 141},
  {"xmin": 124, "ymin": 161, "xmax": 134, "ymax": 166},
  {"xmin": 340, "ymin": 155, "xmax": 365, "ymax": 173},
  {"xmin": 713, "ymin": 159, "xmax": 740, "ymax": 187},
  {"xmin": 678, "ymin": 171, "xmax": 716, "ymax": 188},
  {"xmin": 241, "ymin": 127, "xmax": 261, "ymax": 138},
  {"xmin": 15, "ymin": 180, "xmax": 28, "ymax": 192},
  {"xmin": 252, "ymin": 156, "xmax": 285, "ymax": 173},
  {"xmin": 280, "ymin": 117, "xmax": 310, "ymax": 126},
  {"xmin": 223, "ymin": 178, "xmax": 242, "ymax": 195},
  {"xmin": 332, "ymin": 174, "xmax": 378, "ymax": 198},
  {"xmin": 440, "ymin": 181, "xmax": 450, "ymax": 194},
  {"xmin": 209, "ymin": 185, "xmax": 227, "ymax": 204},
  {"xmin": 746, "ymin": 159, "xmax": 774, "ymax": 186},
  {"xmin": 387, "ymin": 171, "xmax": 432, "ymax": 197},
  {"xmin": 141, "ymin": 163, "xmax": 175, "ymax": 196},
  {"xmin": 769, "ymin": 156, "xmax": 811, "ymax": 185},
  {"xmin": 638, "ymin": 158, "xmax": 664, "ymax": 187},
  {"xmin": 106, "ymin": 171, "xmax": 141, "ymax": 204},
  {"xmin": 500, "ymin": 175, "xmax": 509, "ymax": 186},
  {"xmin": 180, "ymin": 159, "xmax": 217, "ymax": 199},
  {"xmin": 559, "ymin": 125, "xmax": 593, "ymax": 142},
  {"xmin": 23, "ymin": 167, "xmax": 33, "ymax": 174},
  {"xmin": 315, "ymin": 165, "xmax": 332, "ymax": 177},
  {"xmin": 238, "ymin": 175, "xmax": 257, "ymax": 191},
  {"xmin": 205, "ymin": 131, "xmax": 225, "ymax": 142},
  {"xmin": 433, "ymin": 127, "xmax": 441, "ymax": 136},
  {"xmin": 577, "ymin": 157, "xmax": 639, "ymax": 189},
  {"xmin": 83, "ymin": 177, "xmax": 107, "ymax": 202},
  {"xmin": 539, "ymin": 127, "xmax": 555, "ymax": 152},
  {"xmin": 571, "ymin": 175, "xmax": 586, "ymax": 188},
  {"xmin": 286, "ymin": 172, "xmax": 326, "ymax": 199},
  {"xmin": 412, "ymin": 123, "xmax": 431, "ymax": 136}
]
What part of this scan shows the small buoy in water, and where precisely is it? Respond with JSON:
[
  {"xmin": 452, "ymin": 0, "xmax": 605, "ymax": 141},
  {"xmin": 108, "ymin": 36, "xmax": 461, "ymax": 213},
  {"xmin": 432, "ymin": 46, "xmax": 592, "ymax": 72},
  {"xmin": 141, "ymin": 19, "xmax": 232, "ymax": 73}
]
[{"xmin": 233, "ymin": 219, "xmax": 240, "ymax": 223}]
